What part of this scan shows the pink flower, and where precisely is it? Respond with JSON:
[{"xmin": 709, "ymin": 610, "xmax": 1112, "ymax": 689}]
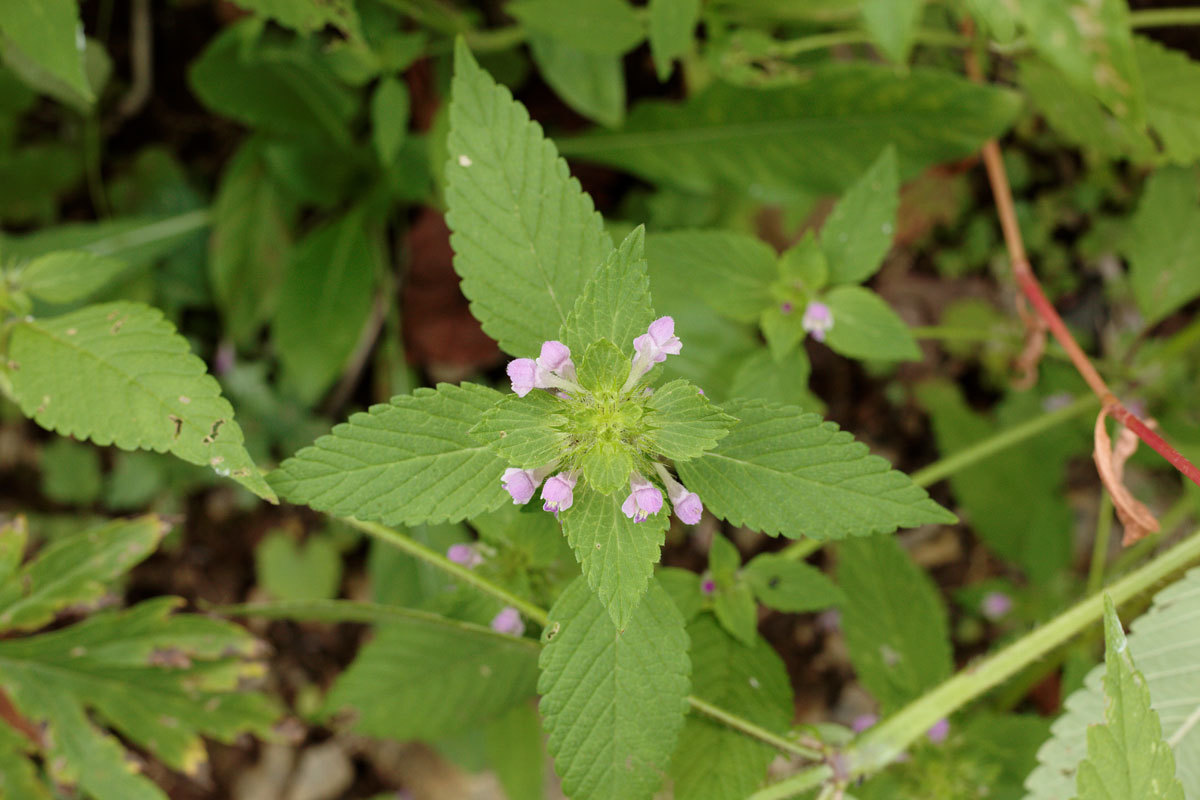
[
  {"xmin": 506, "ymin": 341, "xmax": 579, "ymax": 397},
  {"xmin": 802, "ymin": 301, "xmax": 833, "ymax": 342},
  {"xmin": 981, "ymin": 591, "xmax": 1013, "ymax": 621},
  {"xmin": 541, "ymin": 472, "xmax": 577, "ymax": 513},
  {"xmin": 852, "ymin": 713, "xmax": 878, "ymax": 733},
  {"xmin": 502, "ymin": 467, "xmax": 542, "ymax": 504},
  {"xmin": 701, "ymin": 578, "xmax": 716, "ymax": 595},
  {"xmin": 667, "ymin": 483, "xmax": 703, "ymax": 525},
  {"xmin": 926, "ymin": 718, "xmax": 950, "ymax": 744},
  {"xmin": 537, "ymin": 340, "xmax": 575, "ymax": 378},
  {"xmin": 633, "ymin": 316, "xmax": 682, "ymax": 365},
  {"xmin": 446, "ymin": 543, "xmax": 482, "ymax": 569},
  {"xmin": 507, "ymin": 358, "xmax": 539, "ymax": 397},
  {"xmin": 490, "ymin": 606, "xmax": 525, "ymax": 636},
  {"xmin": 621, "ymin": 474, "xmax": 663, "ymax": 523}
]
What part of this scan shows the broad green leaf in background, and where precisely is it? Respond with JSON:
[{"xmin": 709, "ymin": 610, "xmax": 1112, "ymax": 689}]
[
  {"xmin": 643, "ymin": 379, "xmax": 735, "ymax": 461},
  {"xmin": 1073, "ymin": 598, "xmax": 1184, "ymax": 800},
  {"xmin": 823, "ymin": 285, "xmax": 921, "ymax": 361},
  {"xmin": 838, "ymin": 534, "xmax": 953, "ymax": 712},
  {"xmin": 445, "ymin": 41, "xmax": 613, "ymax": 357},
  {"xmin": 272, "ymin": 207, "xmax": 378, "ymax": 404},
  {"xmin": 0, "ymin": 723, "xmax": 50, "ymax": 799},
  {"xmin": 678, "ymin": 400, "xmax": 954, "ymax": 539},
  {"xmin": 270, "ymin": 383, "xmax": 510, "ymax": 527},
  {"xmin": 39, "ymin": 438, "xmax": 102, "ymax": 505},
  {"xmin": 861, "ymin": 0, "xmax": 922, "ymax": 63},
  {"xmin": 560, "ymin": 488, "xmax": 669, "ymax": 628},
  {"xmin": 209, "ymin": 140, "xmax": 293, "ymax": 345},
  {"xmin": 370, "ymin": 76, "xmax": 409, "ymax": 165},
  {"xmin": 557, "ymin": 64, "xmax": 1021, "ymax": 197},
  {"xmin": 560, "ymin": 226, "xmax": 655, "ymax": 355},
  {"xmin": 484, "ymin": 703, "xmax": 545, "ymax": 800},
  {"xmin": 323, "ymin": 609, "xmax": 540, "ymax": 740},
  {"xmin": 0, "ymin": 596, "xmax": 277, "ymax": 800},
  {"xmin": 1137, "ymin": 37, "xmax": 1200, "ymax": 165},
  {"xmin": 471, "ymin": 391, "xmax": 568, "ymax": 469},
  {"xmin": 708, "ymin": 534, "xmax": 757, "ymax": 644},
  {"xmin": 0, "ymin": 517, "xmax": 161, "ymax": 633},
  {"xmin": 255, "ymin": 530, "xmax": 343, "ymax": 602},
  {"xmin": 529, "ymin": 36, "xmax": 625, "ymax": 128},
  {"xmin": 227, "ymin": 0, "xmax": 361, "ymax": 38},
  {"xmin": 508, "ymin": 0, "xmax": 644, "ymax": 54},
  {"xmin": 645, "ymin": 231, "xmax": 776, "ymax": 324},
  {"xmin": 963, "ymin": 0, "xmax": 1018, "ymax": 43},
  {"xmin": 538, "ymin": 576, "xmax": 690, "ymax": 800},
  {"xmin": 730, "ymin": 349, "xmax": 823, "ymax": 413},
  {"xmin": 0, "ymin": 213, "xmax": 210, "ymax": 273},
  {"xmin": 5, "ymin": 302, "xmax": 275, "ymax": 501},
  {"xmin": 669, "ymin": 617, "xmax": 792, "ymax": 800},
  {"xmin": 821, "ymin": 145, "xmax": 899, "ymax": 285},
  {"xmin": 742, "ymin": 553, "xmax": 845, "ymax": 612},
  {"xmin": 916, "ymin": 381, "xmax": 1075, "ymax": 582},
  {"xmin": 1026, "ymin": 567, "xmax": 1200, "ymax": 798},
  {"xmin": 1122, "ymin": 166, "xmax": 1200, "ymax": 325},
  {"xmin": 0, "ymin": 0, "xmax": 92, "ymax": 105},
  {"xmin": 16, "ymin": 250, "xmax": 129, "ymax": 305},
  {"xmin": 649, "ymin": 0, "xmax": 700, "ymax": 80},
  {"xmin": 1019, "ymin": 0, "xmax": 1144, "ymax": 124}
]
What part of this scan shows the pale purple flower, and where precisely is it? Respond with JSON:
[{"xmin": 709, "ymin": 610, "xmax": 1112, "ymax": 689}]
[
  {"xmin": 926, "ymin": 718, "xmax": 950, "ymax": 744},
  {"xmin": 701, "ymin": 578, "xmax": 716, "ymax": 595},
  {"xmin": 667, "ymin": 484, "xmax": 703, "ymax": 525},
  {"xmin": 802, "ymin": 301, "xmax": 833, "ymax": 342},
  {"xmin": 446, "ymin": 543, "xmax": 483, "ymax": 569},
  {"xmin": 780, "ymin": 301, "xmax": 794, "ymax": 314},
  {"xmin": 851, "ymin": 713, "xmax": 878, "ymax": 733},
  {"xmin": 507, "ymin": 358, "xmax": 539, "ymax": 397},
  {"xmin": 634, "ymin": 316, "xmax": 682, "ymax": 365},
  {"xmin": 490, "ymin": 606, "xmax": 525, "ymax": 636},
  {"xmin": 541, "ymin": 472, "xmax": 577, "ymax": 513},
  {"xmin": 502, "ymin": 467, "xmax": 542, "ymax": 505},
  {"xmin": 507, "ymin": 341, "xmax": 580, "ymax": 397},
  {"xmin": 621, "ymin": 473, "xmax": 663, "ymax": 523},
  {"xmin": 981, "ymin": 591, "xmax": 1013, "ymax": 621},
  {"xmin": 537, "ymin": 340, "xmax": 575, "ymax": 379}
]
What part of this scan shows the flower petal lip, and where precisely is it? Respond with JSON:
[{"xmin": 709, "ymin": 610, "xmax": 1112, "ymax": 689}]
[
  {"xmin": 502, "ymin": 467, "xmax": 539, "ymax": 504},
  {"xmin": 541, "ymin": 472, "xmax": 578, "ymax": 513},
  {"xmin": 622, "ymin": 473, "xmax": 663, "ymax": 523},
  {"xmin": 537, "ymin": 340, "xmax": 572, "ymax": 372},
  {"xmin": 506, "ymin": 358, "xmax": 539, "ymax": 396},
  {"xmin": 490, "ymin": 606, "xmax": 525, "ymax": 636}
]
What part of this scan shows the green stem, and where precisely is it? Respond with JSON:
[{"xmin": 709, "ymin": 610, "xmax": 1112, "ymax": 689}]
[
  {"xmin": 1129, "ymin": 8, "xmax": 1200, "ymax": 28},
  {"xmin": 1086, "ymin": 490, "xmax": 1115, "ymax": 596},
  {"xmin": 750, "ymin": 528, "xmax": 1200, "ymax": 800},
  {"xmin": 347, "ymin": 517, "xmax": 824, "ymax": 761},
  {"xmin": 84, "ymin": 209, "xmax": 212, "ymax": 258}
]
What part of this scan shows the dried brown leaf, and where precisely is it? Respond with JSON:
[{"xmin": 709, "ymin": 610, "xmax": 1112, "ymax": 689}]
[{"xmin": 1093, "ymin": 407, "xmax": 1160, "ymax": 546}]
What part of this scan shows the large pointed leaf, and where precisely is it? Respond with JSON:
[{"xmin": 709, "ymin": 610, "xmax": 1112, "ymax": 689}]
[
  {"xmin": 5, "ymin": 301, "xmax": 274, "ymax": 501},
  {"xmin": 538, "ymin": 576, "xmax": 689, "ymax": 800},
  {"xmin": 445, "ymin": 40, "xmax": 613, "ymax": 357},
  {"xmin": 560, "ymin": 226, "xmax": 655, "ymax": 356},
  {"xmin": 270, "ymin": 382, "xmax": 509, "ymax": 526}
]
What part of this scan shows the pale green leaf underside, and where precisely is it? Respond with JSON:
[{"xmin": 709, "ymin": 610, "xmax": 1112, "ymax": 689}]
[
  {"xmin": 561, "ymin": 225, "xmax": 655, "ymax": 356},
  {"xmin": 838, "ymin": 534, "xmax": 953, "ymax": 712},
  {"xmin": 1073, "ymin": 599, "xmax": 1184, "ymax": 800},
  {"xmin": 270, "ymin": 382, "xmax": 509, "ymax": 527},
  {"xmin": 557, "ymin": 63, "xmax": 1021, "ymax": 196},
  {"xmin": 670, "ymin": 617, "xmax": 791, "ymax": 800},
  {"xmin": 643, "ymin": 378, "xmax": 734, "ymax": 460},
  {"xmin": 538, "ymin": 576, "xmax": 690, "ymax": 800},
  {"xmin": 324, "ymin": 611, "xmax": 540, "ymax": 740},
  {"xmin": 678, "ymin": 400, "xmax": 955, "ymax": 539},
  {"xmin": 471, "ymin": 391, "xmax": 569, "ymax": 469},
  {"xmin": 1026, "ymin": 567, "xmax": 1200, "ymax": 799},
  {"xmin": 445, "ymin": 40, "xmax": 613, "ymax": 357},
  {"xmin": 560, "ymin": 488, "xmax": 668, "ymax": 628},
  {"xmin": 6, "ymin": 302, "xmax": 274, "ymax": 501}
]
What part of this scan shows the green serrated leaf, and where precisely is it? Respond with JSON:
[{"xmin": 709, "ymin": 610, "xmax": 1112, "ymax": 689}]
[
  {"xmin": 1122, "ymin": 166, "xmax": 1200, "ymax": 326},
  {"xmin": 7, "ymin": 302, "xmax": 275, "ymax": 501},
  {"xmin": 821, "ymin": 145, "xmax": 899, "ymax": 285},
  {"xmin": 1073, "ymin": 598, "xmax": 1185, "ymax": 800},
  {"xmin": 0, "ymin": 517, "xmax": 162, "ymax": 634},
  {"xmin": 0, "ymin": 0, "xmax": 93, "ymax": 105},
  {"xmin": 649, "ymin": 0, "xmax": 699, "ymax": 80},
  {"xmin": 538, "ymin": 576, "xmax": 690, "ymax": 800},
  {"xmin": 561, "ymin": 226, "xmax": 655, "ymax": 355},
  {"xmin": 1027, "ymin": 567, "xmax": 1200, "ymax": 798},
  {"xmin": 471, "ymin": 391, "xmax": 568, "ymax": 469},
  {"xmin": 270, "ymin": 383, "xmax": 509, "ymax": 527},
  {"xmin": 670, "ymin": 617, "xmax": 791, "ymax": 800},
  {"xmin": 578, "ymin": 338, "xmax": 630, "ymax": 393},
  {"xmin": 0, "ymin": 598, "xmax": 276, "ymax": 798},
  {"xmin": 529, "ymin": 35, "xmax": 625, "ymax": 128},
  {"xmin": 324, "ymin": 610, "xmax": 540, "ymax": 740},
  {"xmin": 838, "ymin": 534, "xmax": 952, "ymax": 712},
  {"xmin": 1137, "ymin": 36, "xmax": 1200, "ymax": 165},
  {"xmin": 643, "ymin": 378, "xmax": 734, "ymax": 461},
  {"xmin": 508, "ymin": 0, "xmax": 644, "ymax": 55},
  {"xmin": 445, "ymin": 40, "xmax": 613, "ymax": 357},
  {"xmin": 227, "ymin": 0, "xmax": 360, "ymax": 37},
  {"xmin": 272, "ymin": 207, "xmax": 379, "ymax": 405},
  {"xmin": 371, "ymin": 76, "xmax": 409, "ymax": 165},
  {"xmin": 560, "ymin": 488, "xmax": 667, "ymax": 628},
  {"xmin": 255, "ymin": 530, "xmax": 342, "ymax": 602},
  {"xmin": 861, "ymin": 0, "xmax": 922, "ymax": 63},
  {"xmin": 580, "ymin": 439, "xmax": 635, "ymax": 495},
  {"xmin": 678, "ymin": 400, "xmax": 954, "ymax": 539},
  {"xmin": 645, "ymin": 231, "xmax": 776, "ymax": 324},
  {"xmin": 742, "ymin": 553, "xmax": 844, "ymax": 613},
  {"xmin": 823, "ymin": 285, "xmax": 920, "ymax": 361},
  {"xmin": 17, "ymin": 250, "xmax": 129, "ymax": 304},
  {"xmin": 557, "ymin": 63, "xmax": 1021, "ymax": 196}
]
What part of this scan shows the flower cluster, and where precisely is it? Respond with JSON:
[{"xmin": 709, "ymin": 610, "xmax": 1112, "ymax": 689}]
[{"xmin": 499, "ymin": 317, "xmax": 703, "ymax": 526}]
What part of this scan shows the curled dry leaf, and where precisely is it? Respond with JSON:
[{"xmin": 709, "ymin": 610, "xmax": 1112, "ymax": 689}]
[{"xmin": 1093, "ymin": 406, "xmax": 1161, "ymax": 546}]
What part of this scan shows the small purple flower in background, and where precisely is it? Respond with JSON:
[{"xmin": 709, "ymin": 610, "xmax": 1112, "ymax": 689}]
[
  {"xmin": 446, "ymin": 543, "xmax": 483, "ymax": 569},
  {"xmin": 802, "ymin": 301, "xmax": 834, "ymax": 342},
  {"xmin": 780, "ymin": 301, "xmax": 794, "ymax": 314},
  {"xmin": 981, "ymin": 591, "xmax": 1013, "ymax": 621},
  {"xmin": 851, "ymin": 713, "xmax": 878, "ymax": 733},
  {"xmin": 542, "ymin": 472, "xmax": 578, "ymax": 513},
  {"xmin": 490, "ymin": 606, "xmax": 525, "ymax": 636},
  {"xmin": 701, "ymin": 578, "xmax": 716, "ymax": 595},
  {"xmin": 926, "ymin": 718, "xmax": 950, "ymax": 744},
  {"xmin": 817, "ymin": 609, "xmax": 841, "ymax": 632},
  {"xmin": 621, "ymin": 474, "xmax": 663, "ymax": 523}
]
